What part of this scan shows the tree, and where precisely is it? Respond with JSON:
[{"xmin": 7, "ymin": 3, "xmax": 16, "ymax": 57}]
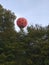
[
  {"xmin": 0, "ymin": 4, "xmax": 49, "ymax": 65},
  {"xmin": 0, "ymin": 4, "xmax": 17, "ymax": 65}
]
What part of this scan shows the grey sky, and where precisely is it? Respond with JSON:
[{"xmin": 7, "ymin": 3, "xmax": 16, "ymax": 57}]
[{"xmin": 0, "ymin": 0, "xmax": 49, "ymax": 31}]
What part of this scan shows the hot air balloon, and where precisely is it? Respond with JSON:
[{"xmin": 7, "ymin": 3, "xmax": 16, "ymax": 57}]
[
  {"xmin": 17, "ymin": 17, "xmax": 27, "ymax": 28},
  {"xmin": 16, "ymin": 17, "xmax": 27, "ymax": 34},
  {"xmin": 16, "ymin": 17, "xmax": 27, "ymax": 32}
]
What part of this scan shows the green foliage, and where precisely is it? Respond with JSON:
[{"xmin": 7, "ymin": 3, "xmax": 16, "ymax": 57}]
[{"xmin": 0, "ymin": 4, "xmax": 49, "ymax": 65}]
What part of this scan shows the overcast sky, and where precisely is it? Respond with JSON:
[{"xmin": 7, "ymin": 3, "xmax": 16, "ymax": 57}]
[{"xmin": 0, "ymin": 0, "xmax": 49, "ymax": 31}]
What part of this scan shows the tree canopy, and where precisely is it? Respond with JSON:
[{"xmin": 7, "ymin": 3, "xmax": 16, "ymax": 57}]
[{"xmin": 0, "ymin": 4, "xmax": 49, "ymax": 65}]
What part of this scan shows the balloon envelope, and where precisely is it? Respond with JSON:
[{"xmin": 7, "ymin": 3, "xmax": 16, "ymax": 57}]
[{"xmin": 17, "ymin": 18, "xmax": 27, "ymax": 28}]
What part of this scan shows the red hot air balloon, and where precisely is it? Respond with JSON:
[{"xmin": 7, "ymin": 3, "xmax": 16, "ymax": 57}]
[{"xmin": 17, "ymin": 17, "xmax": 27, "ymax": 28}]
